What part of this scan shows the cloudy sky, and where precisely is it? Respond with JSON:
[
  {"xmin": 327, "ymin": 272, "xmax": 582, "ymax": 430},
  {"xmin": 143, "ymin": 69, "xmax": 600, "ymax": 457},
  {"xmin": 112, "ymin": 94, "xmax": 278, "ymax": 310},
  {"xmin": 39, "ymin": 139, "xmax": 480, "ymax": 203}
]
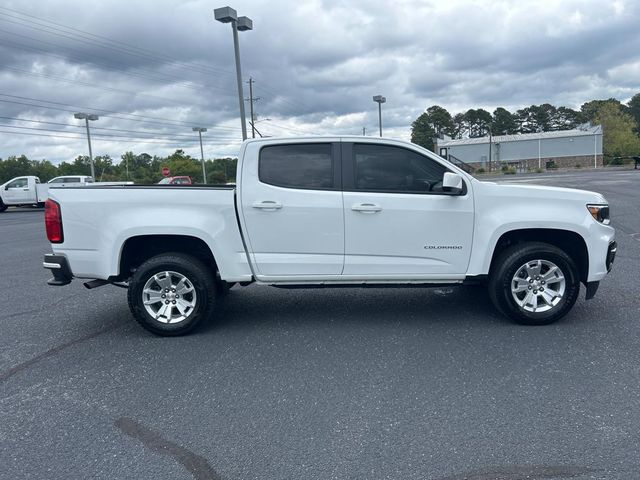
[{"xmin": 0, "ymin": 0, "xmax": 638, "ymax": 163}]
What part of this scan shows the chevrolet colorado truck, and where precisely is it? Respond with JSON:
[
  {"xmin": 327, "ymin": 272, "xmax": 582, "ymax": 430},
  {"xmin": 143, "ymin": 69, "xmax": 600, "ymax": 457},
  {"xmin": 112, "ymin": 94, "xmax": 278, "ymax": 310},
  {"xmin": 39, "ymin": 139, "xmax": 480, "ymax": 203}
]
[{"xmin": 43, "ymin": 137, "xmax": 617, "ymax": 335}]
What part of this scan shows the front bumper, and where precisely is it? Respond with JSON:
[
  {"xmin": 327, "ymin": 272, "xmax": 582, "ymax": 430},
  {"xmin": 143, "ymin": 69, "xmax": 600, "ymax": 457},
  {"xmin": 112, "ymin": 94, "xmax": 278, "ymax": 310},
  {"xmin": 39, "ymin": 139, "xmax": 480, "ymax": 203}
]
[{"xmin": 43, "ymin": 253, "xmax": 73, "ymax": 286}]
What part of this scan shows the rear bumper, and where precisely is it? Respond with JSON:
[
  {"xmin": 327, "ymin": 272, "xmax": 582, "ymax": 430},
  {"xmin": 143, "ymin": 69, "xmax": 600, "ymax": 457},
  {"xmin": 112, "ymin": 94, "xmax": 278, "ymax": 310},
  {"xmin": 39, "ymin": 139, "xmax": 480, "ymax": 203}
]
[
  {"xmin": 606, "ymin": 241, "xmax": 617, "ymax": 273},
  {"xmin": 43, "ymin": 253, "xmax": 73, "ymax": 286}
]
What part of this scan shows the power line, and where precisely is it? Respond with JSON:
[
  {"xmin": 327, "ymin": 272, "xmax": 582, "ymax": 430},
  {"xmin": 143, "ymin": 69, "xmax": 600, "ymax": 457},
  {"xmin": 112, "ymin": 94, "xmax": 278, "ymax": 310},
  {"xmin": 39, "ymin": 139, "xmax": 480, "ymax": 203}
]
[
  {"xmin": 0, "ymin": 5, "xmax": 316, "ymax": 122},
  {"xmin": 0, "ymin": 128, "xmax": 239, "ymax": 146},
  {"xmin": 0, "ymin": 36, "xmax": 207, "ymax": 93},
  {"xmin": 0, "ymin": 93, "xmax": 242, "ymax": 131},
  {"xmin": 0, "ymin": 123, "xmax": 242, "ymax": 144},
  {"xmin": 0, "ymin": 31, "xmax": 224, "ymax": 93},
  {"xmin": 0, "ymin": 5, "xmax": 324, "ymax": 137},
  {"xmin": 0, "ymin": 127, "xmax": 242, "ymax": 146},
  {"xmin": 0, "ymin": 116, "xmax": 242, "ymax": 140},
  {"xmin": 0, "ymin": 7, "xmax": 238, "ymax": 79},
  {"xmin": 254, "ymin": 84, "xmax": 315, "ymax": 118},
  {"xmin": 2, "ymin": 66, "xmax": 203, "ymax": 107},
  {"xmin": 265, "ymin": 121, "xmax": 317, "ymax": 135}
]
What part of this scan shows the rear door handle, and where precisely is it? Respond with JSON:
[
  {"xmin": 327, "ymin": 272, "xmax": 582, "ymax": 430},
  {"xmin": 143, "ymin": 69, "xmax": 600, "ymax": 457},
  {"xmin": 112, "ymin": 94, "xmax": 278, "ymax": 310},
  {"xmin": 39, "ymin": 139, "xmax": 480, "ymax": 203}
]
[
  {"xmin": 252, "ymin": 200, "xmax": 283, "ymax": 210},
  {"xmin": 351, "ymin": 203, "xmax": 382, "ymax": 213}
]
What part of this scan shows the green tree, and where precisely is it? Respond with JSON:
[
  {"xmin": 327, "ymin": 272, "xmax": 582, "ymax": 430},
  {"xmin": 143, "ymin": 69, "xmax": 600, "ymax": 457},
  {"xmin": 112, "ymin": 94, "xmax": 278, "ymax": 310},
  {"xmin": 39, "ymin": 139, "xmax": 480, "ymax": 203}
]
[
  {"xmin": 464, "ymin": 108, "xmax": 492, "ymax": 137},
  {"xmin": 451, "ymin": 112, "xmax": 466, "ymax": 138},
  {"xmin": 0, "ymin": 155, "xmax": 32, "ymax": 183},
  {"xmin": 593, "ymin": 102, "xmax": 640, "ymax": 159},
  {"xmin": 627, "ymin": 93, "xmax": 640, "ymax": 134},
  {"xmin": 581, "ymin": 98, "xmax": 626, "ymax": 122},
  {"xmin": 551, "ymin": 106, "xmax": 583, "ymax": 130},
  {"xmin": 30, "ymin": 159, "xmax": 58, "ymax": 182},
  {"xmin": 410, "ymin": 105, "xmax": 455, "ymax": 150},
  {"xmin": 491, "ymin": 107, "xmax": 518, "ymax": 135},
  {"xmin": 411, "ymin": 113, "xmax": 437, "ymax": 150},
  {"xmin": 424, "ymin": 105, "xmax": 455, "ymax": 135}
]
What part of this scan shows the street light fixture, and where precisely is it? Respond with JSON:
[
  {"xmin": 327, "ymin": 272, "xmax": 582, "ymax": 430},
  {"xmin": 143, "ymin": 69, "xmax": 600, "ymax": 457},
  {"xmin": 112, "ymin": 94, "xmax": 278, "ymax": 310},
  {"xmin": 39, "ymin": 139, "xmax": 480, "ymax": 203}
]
[
  {"xmin": 192, "ymin": 127, "xmax": 208, "ymax": 183},
  {"xmin": 372, "ymin": 95, "xmax": 386, "ymax": 137},
  {"xmin": 73, "ymin": 112, "xmax": 99, "ymax": 179},
  {"xmin": 215, "ymin": 6, "xmax": 253, "ymax": 141}
]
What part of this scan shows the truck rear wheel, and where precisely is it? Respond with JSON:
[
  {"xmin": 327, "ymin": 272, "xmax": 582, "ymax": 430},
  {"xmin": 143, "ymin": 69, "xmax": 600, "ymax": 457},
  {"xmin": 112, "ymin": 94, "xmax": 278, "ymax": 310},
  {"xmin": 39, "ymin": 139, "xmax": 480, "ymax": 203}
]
[
  {"xmin": 488, "ymin": 242, "xmax": 580, "ymax": 325},
  {"xmin": 127, "ymin": 253, "xmax": 216, "ymax": 336}
]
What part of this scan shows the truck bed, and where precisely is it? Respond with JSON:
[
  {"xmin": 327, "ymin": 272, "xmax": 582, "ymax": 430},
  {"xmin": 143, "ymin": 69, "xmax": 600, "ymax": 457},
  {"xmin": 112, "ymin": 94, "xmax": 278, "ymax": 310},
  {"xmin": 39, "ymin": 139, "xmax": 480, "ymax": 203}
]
[{"xmin": 48, "ymin": 185, "xmax": 252, "ymax": 282}]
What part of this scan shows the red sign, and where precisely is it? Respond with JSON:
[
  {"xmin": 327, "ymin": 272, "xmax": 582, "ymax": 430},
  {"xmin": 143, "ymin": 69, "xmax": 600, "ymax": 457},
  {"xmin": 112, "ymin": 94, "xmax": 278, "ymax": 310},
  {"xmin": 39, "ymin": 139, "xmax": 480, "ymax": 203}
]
[{"xmin": 162, "ymin": 167, "xmax": 170, "ymax": 177}]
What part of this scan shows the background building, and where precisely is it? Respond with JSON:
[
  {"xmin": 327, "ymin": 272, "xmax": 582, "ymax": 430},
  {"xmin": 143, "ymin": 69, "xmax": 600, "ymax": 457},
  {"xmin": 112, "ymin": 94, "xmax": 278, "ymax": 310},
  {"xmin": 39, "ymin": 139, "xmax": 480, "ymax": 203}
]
[{"xmin": 436, "ymin": 123, "xmax": 603, "ymax": 171}]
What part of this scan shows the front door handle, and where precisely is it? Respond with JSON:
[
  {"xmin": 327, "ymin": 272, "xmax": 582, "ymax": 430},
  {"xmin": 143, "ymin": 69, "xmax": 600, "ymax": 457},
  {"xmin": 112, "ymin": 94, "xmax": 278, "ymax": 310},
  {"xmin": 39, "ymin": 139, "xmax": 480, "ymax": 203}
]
[
  {"xmin": 252, "ymin": 200, "xmax": 283, "ymax": 210},
  {"xmin": 351, "ymin": 203, "xmax": 382, "ymax": 213}
]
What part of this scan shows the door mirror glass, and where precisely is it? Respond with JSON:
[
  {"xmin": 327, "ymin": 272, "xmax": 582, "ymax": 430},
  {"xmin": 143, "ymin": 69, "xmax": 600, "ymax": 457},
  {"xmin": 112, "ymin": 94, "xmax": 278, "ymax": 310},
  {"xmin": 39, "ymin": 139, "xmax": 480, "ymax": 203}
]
[{"xmin": 442, "ymin": 172, "xmax": 463, "ymax": 195}]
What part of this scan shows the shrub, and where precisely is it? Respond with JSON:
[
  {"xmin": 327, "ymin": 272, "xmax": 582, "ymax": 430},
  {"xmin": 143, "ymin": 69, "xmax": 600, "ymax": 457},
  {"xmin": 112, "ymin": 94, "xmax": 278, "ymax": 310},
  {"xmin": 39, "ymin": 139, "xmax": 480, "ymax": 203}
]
[
  {"xmin": 503, "ymin": 167, "xmax": 516, "ymax": 175},
  {"xmin": 476, "ymin": 167, "xmax": 486, "ymax": 174},
  {"xmin": 575, "ymin": 163, "xmax": 582, "ymax": 168},
  {"xmin": 535, "ymin": 168, "xmax": 543, "ymax": 173}
]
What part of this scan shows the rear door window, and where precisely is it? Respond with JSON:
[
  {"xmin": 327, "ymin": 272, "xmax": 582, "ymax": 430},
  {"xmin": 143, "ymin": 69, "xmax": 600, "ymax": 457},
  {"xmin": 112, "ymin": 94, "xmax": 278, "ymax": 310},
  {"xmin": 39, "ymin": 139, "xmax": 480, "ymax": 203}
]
[{"xmin": 259, "ymin": 144, "xmax": 334, "ymax": 190}]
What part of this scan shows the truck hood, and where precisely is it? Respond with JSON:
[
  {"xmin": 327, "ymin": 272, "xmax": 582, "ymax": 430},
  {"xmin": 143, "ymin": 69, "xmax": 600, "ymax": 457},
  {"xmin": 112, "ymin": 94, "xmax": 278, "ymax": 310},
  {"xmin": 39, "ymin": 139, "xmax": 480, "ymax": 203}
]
[{"xmin": 476, "ymin": 180, "xmax": 608, "ymax": 204}]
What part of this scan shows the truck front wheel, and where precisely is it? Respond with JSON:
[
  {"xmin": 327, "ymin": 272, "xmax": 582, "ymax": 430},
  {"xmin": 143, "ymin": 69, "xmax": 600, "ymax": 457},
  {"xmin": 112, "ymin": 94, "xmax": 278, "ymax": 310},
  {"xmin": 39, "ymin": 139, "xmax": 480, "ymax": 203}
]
[
  {"xmin": 127, "ymin": 253, "xmax": 216, "ymax": 336},
  {"xmin": 0, "ymin": 199, "xmax": 7, "ymax": 212},
  {"xmin": 488, "ymin": 242, "xmax": 580, "ymax": 325}
]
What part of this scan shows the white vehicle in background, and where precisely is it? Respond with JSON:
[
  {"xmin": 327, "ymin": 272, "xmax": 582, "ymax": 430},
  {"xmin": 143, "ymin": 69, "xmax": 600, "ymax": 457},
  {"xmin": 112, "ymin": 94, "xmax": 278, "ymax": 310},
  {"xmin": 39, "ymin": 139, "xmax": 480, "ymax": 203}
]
[
  {"xmin": 48, "ymin": 175, "xmax": 94, "ymax": 186},
  {"xmin": 0, "ymin": 176, "xmax": 49, "ymax": 210},
  {"xmin": 0, "ymin": 175, "xmax": 132, "ymax": 212}
]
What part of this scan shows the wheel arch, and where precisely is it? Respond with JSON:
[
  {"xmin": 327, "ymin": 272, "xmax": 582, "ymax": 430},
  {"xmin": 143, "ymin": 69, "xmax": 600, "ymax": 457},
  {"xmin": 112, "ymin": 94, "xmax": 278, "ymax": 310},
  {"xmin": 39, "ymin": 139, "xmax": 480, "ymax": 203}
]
[
  {"xmin": 117, "ymin": 234, "xmax": 217, "ymax": 280},
  {"xmin": 488, "ymin": 228, "xmax": 589, "ymax": 283}
]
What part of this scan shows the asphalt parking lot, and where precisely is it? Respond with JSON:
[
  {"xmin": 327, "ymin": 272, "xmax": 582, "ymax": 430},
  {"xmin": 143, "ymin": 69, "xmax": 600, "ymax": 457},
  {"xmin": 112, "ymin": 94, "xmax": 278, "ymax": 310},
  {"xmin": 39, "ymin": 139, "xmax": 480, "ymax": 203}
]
[{"xmin": 1, "ymin": 169, "xmax": 639, "ymax": 480}]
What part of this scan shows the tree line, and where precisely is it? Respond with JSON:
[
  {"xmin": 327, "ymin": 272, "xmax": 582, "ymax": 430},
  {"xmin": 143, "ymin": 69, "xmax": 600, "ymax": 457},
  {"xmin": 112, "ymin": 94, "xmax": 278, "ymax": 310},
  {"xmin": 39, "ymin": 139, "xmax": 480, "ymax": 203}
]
[
  {"xmin": 411, "ymin": 94, "xmax": 640, "ymax": 160},
  {"xmin": 0, "ymin": 149, "xmax": 238, "ymax": 185}
]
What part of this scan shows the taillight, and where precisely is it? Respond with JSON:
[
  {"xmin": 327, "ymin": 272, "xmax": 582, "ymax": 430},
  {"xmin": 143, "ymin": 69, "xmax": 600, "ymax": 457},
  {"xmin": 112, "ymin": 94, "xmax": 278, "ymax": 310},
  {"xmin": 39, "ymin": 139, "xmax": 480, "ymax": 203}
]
[{"xmin": 45, "ymin": 199, "xmax": 64, "ymax": 243}]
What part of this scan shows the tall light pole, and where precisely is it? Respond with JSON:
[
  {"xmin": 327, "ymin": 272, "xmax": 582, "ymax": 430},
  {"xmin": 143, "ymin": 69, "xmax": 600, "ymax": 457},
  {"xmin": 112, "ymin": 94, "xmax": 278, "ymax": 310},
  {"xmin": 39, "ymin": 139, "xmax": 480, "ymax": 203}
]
[
  {"xmin": 73, "ymin": 112, "xmax": 98, "ymax": 179},
  {"xmin": 215, "ymin": 6, "xmax": 253, "ymax": 141},
  {"xmin": 372, "ymin": 95, "xmax": 386, "ymax": 137},
  {"xmin": 193, "ymin": 127, "xmax": 208, "ymax": 183}
]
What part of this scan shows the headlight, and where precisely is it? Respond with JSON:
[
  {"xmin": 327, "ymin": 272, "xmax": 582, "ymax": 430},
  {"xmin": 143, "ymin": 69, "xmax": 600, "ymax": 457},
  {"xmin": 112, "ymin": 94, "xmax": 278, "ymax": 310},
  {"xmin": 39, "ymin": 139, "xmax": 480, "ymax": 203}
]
[{"xmin": 587, "ymin": 204, "xmax": 610, "ymax": 225}]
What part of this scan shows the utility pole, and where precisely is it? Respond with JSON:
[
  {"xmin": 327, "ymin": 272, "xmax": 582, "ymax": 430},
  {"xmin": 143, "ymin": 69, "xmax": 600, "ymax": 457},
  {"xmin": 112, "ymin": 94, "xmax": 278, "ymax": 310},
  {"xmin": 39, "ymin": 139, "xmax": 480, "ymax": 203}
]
[
  {"xmin": 246, "ymin": 77, "xmax": 260, "ymax": 138},
  {"xmin": 362, "ymin": 127, "xmax": 366, "ymax": 136},
  {"xmin": 192, "ymin": 127, "xmax": 208, "ymax": 183}
]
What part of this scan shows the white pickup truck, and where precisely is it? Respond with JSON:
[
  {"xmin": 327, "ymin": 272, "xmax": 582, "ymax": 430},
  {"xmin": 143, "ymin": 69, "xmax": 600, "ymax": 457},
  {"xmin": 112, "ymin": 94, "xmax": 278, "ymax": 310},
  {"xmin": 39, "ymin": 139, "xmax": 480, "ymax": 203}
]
[
  {"xmin": 0, "ymin": 175, "xmax": 95, "ymax": 211},
  {"xmin": 43, "ymin": 137, "xmax": 617, "ymax": 335},
  {"xmin": 0, "ymin": 176, "xmax": 51, "ymax": 211}
]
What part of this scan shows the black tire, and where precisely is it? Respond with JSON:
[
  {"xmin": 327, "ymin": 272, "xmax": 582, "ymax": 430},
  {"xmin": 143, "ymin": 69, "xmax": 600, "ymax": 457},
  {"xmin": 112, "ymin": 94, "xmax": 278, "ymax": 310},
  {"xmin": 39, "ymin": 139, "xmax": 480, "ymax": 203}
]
[
  {"xmin": 0, "ymin": 199, "xmax": 7, "ymax": 212},
  {"xmin": 127, "ymin": 253, "xmax": 216, "ymax": 336},
  {"xmin": 488, "ymin": 242, "xmax": 580, "ymax": 325},
  {"xmin": 37, "ymin": 202, "xmax": 45, "ymax": 208}
]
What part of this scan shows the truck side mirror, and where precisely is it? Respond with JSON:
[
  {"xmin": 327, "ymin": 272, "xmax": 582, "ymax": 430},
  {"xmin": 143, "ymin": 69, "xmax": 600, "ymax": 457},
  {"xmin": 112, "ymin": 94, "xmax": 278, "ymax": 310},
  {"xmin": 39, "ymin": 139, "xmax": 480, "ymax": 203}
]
[{"xmin": 443, "ymin": 172, "xmax": 463, "ymax": 195}]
